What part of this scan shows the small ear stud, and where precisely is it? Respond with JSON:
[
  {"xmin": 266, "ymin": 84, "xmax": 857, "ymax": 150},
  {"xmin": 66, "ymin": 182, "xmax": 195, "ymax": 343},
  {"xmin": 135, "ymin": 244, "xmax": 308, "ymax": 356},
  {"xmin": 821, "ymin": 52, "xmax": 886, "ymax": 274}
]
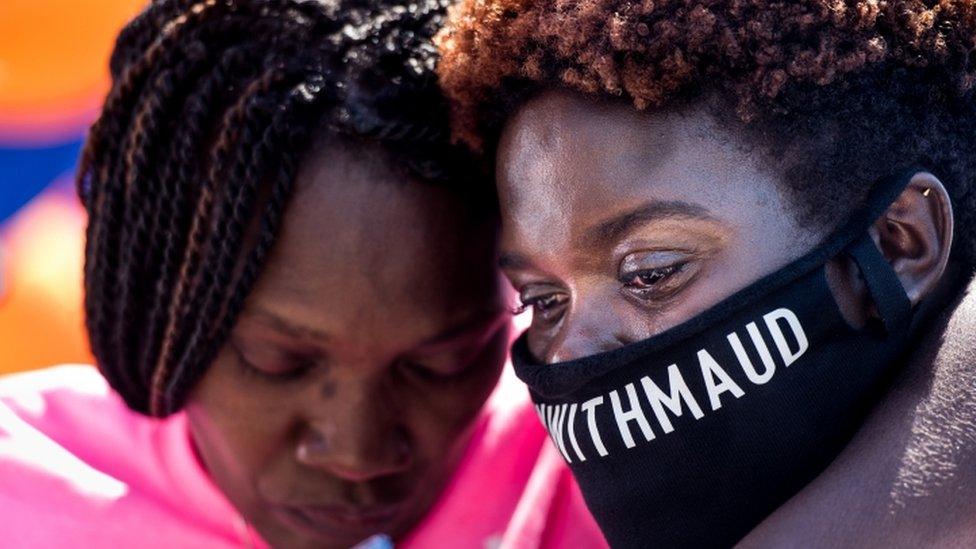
[{"xmin": 923, "ymin": 188, "xmax": 931, "ymax": 197}]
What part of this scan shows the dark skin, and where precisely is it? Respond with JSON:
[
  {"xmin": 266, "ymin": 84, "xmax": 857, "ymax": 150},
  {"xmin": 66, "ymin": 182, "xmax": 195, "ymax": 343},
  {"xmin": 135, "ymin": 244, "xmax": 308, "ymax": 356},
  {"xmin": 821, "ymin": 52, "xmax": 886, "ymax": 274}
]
[
  {"xmin": 498, "ymin": 90, "xmax": 951, "ymax": 363},
  {"xmin": 184, "ymin": 139, "xmax": 509, "ymax": 549},
  {"xmin": 498, "ymin": 89, "xmax": 971, "ymax": 543}
]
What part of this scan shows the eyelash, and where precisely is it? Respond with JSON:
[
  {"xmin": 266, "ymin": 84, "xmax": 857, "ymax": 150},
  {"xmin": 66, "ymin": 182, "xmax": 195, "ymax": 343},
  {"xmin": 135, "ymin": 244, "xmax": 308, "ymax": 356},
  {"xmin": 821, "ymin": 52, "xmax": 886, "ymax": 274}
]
[
  {"xmin": 512, "ymin": 293, "xmax": 568, "ymax": 316},
  {"xmin": 618, "ymin": 262, "xmax": 691, "ymax": 301},
  {"xmin": 233, "ymin": 346, "xmax": 310, "ymax": 383},
  {"xmin": 618, "ymin": 263, "xmax": 687, "ymax": 289},
  {"xmin": 401, "ymin": 360, "xmax": 467, "ymax": 384},
  {"xmin": 514, "ymin": 263, "xmax": 689, "ymax": 319}
]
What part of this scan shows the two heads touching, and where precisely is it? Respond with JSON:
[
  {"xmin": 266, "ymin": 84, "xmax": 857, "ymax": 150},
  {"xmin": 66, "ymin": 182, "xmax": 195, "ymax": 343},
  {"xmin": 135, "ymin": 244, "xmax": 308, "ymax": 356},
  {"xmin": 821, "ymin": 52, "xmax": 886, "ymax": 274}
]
[{"xmin": 73, "ymin": 0, "xmax": 976, "ymax": 547}]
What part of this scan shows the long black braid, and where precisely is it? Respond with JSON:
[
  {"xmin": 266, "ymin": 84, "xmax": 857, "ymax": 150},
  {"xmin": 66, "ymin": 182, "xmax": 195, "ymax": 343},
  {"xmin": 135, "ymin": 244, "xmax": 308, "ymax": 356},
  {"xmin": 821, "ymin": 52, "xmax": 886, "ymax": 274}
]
[{"xmin": 77, "ymin": 0, "xmax": 478, "ymax": 416}]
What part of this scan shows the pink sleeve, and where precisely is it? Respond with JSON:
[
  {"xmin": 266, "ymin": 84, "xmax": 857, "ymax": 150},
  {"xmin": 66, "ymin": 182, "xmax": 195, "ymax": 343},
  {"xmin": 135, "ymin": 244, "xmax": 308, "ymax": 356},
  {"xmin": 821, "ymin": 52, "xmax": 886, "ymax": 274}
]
[{"xmin": 499, "ymin": 443, "xmax": 608, "ymax": 549}]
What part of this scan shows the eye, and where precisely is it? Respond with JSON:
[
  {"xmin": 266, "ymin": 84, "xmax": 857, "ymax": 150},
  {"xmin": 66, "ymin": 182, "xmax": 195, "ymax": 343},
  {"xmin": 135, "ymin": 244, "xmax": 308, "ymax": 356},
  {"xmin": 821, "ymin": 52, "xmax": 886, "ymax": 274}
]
[
  {"xmin": 618, "ymin": 250, "xmax": 696, "ymax": 302},
  {"xmin": 232, "ymin": 341, "xmax": 315, "ymax": 382},
  {"xmin": 515, "ymin": 286, "xmax": 569, "ymax": 325},
  {"xmin": 620, "ymin": 263, "xmax": 685, "ymax": 289},
  {"xmin": 400, "ymin": 359, "xmax": 467, "ymax": 384}
]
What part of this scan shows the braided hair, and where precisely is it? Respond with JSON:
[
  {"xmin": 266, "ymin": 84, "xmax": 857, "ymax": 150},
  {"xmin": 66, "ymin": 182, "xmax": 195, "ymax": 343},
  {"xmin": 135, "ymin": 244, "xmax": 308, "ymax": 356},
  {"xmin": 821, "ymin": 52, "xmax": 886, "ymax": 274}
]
[{"xmin": 77, "ymin": 0, "xmax": 476, "ymax": 416}]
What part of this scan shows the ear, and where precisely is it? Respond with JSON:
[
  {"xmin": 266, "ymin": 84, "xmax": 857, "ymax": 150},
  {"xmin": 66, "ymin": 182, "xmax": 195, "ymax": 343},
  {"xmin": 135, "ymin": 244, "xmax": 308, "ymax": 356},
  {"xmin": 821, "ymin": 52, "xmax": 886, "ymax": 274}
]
[
  {"xmin": 826, "ymin": 172, "xmax": 954, "ymax": 326},
  {"xmin": 869, "ymin": 172, "xmax": 954, "ymax": 305}
]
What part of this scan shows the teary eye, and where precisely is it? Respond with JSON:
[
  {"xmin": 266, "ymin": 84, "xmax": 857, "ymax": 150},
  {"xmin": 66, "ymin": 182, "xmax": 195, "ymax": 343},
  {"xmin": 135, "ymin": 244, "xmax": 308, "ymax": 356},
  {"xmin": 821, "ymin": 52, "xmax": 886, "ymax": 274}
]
[
  {"xmin": 515, "ymin": 286, "xmax": 570, "ymax": 325},
  {"xmin": 620, "ymin": 264, "xmax": 685, "ymax": 289},
  {"xmin": 618, "ymin": 250, "xmax": 697, "ymax": 303}
]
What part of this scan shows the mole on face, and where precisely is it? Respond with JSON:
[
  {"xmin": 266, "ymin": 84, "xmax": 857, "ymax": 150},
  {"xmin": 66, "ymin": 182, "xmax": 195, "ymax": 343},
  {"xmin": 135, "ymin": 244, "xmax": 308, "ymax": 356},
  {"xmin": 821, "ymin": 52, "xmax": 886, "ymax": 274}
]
[{"xmin": 320, "ymin": 379, "xmax": 337, "ymax": 399}]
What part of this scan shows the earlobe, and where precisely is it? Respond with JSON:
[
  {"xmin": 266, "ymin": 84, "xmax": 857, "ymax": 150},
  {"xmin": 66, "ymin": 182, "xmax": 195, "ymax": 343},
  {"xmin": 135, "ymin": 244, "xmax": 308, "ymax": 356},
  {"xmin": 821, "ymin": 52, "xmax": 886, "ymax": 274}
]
[{"xmin": 871, "ymin": 172, "xmax": 954, "ymax": 305}]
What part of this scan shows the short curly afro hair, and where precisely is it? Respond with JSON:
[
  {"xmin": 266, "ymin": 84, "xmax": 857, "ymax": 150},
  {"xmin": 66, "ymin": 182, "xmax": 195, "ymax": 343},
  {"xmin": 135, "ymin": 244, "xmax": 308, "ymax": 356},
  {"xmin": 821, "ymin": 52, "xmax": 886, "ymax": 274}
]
[{"xmin": 436, "ymin": 0, "xmax": 976, "ymax": 266}]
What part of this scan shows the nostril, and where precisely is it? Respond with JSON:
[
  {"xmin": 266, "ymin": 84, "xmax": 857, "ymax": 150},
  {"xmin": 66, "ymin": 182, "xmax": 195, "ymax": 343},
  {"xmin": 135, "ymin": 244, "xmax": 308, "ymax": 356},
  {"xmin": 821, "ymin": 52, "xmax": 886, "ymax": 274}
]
[
  {"xmin": 295, "ymin": 423, "xmax": 414, "ymax": 481},
  {"xmin": 295, "ymin": 427, "xmax": 330, "ymax": 465},
  {"xmin": 325, "ymin": 446, "xmax": 413, "ymax": 482}
]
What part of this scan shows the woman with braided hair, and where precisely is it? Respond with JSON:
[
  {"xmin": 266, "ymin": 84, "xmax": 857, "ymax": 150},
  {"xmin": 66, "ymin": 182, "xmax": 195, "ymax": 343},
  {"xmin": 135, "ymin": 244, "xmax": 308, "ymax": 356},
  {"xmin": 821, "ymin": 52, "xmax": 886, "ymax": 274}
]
[
  {"xmin": 437, "ymin": 0, "xmax": 976, "ymax": 546},
  {"xmin": 0, "ymin": 1, "xmax": 606, "ymax": 547}
]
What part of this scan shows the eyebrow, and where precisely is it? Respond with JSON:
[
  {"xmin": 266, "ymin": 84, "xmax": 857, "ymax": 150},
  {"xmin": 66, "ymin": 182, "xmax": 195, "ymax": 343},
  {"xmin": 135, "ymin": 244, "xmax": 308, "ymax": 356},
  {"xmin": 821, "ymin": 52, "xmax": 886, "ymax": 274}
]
[
  {"xmin": 498, "ymin": 251, "xmax": 533, "ymax": 270},
  {"xmin": 585, "ymin": 200, "xmax": 714, "ymax": 245},
  {"xmin": 249, "ymin": 307, "xmax": 330, "ymax": 341},
  {"xmin": 498, "ymin": 201, "xmax": 715, "ymax": 272},
  {"xmin": 416, "ymin": 309, "xmax": 508, "ymax": 350}
]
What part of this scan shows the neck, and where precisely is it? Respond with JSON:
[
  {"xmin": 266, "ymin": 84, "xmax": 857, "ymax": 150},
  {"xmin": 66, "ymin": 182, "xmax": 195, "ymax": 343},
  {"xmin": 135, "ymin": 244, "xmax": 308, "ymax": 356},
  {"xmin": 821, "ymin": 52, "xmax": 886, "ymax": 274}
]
[{"xmin": 741, "ymin": 266, "xmax": 976, "ymax": 547}]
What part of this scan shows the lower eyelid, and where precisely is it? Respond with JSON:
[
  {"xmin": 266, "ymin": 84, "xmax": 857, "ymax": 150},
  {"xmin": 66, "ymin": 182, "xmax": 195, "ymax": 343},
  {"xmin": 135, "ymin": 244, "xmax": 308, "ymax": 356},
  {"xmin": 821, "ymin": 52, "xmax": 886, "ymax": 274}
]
[
  {"xmin": 235, "ymin": 352, "xmax": 308, "ymax": 381},
  {"xmin": 624, "ymin": 264, "xmax": 699, "ymax": 297},
  {"xmin": 404, "ymin": 361, "xmax": 468, "ymax": 382},
  {"xmin": 620, "ymin": 261, "xmax": 688, "ymax": 281}
]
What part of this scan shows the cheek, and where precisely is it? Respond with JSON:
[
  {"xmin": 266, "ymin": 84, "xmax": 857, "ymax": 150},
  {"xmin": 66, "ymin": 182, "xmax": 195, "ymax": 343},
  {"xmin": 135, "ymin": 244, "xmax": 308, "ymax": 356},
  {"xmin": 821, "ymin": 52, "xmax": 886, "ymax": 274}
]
[
  {"xmin": 185, "ymin": 350, "xmax": 297, "ymax": 503},
  {"xmin": 406, "ymin": 330, "xmax": 508, "ymax": 456}
]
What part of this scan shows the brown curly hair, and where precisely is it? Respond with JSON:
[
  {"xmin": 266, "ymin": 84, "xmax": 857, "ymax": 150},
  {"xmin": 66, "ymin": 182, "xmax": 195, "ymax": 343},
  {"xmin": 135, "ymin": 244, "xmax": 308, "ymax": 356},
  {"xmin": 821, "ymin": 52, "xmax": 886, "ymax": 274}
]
[{"xmin": 436, "ymin": 0, "xmax": 976, "ymax": 264}]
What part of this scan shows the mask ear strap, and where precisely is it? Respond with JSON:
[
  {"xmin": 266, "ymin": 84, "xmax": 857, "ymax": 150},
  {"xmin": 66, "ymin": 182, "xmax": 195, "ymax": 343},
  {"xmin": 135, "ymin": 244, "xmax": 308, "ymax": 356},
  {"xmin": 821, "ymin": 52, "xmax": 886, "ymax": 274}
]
[{"xmin": 846, "ymin": 232, "xmax": 913, "ymax": 334}]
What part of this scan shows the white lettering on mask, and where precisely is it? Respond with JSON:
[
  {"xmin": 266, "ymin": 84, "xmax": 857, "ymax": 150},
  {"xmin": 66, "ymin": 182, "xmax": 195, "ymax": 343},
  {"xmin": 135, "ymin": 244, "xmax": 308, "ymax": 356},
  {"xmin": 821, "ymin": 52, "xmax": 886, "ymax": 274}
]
[
  {"xmin": 539, "ymin": 307, "xmax": 809, "ymax": 462},
  {"xmin": 581, "ymin": 396, "xmax": 609, "ymax": 458},
  {"xmin": 764, "ymin": 308, "xmax": 809, "ymax": 366},
  {"xmin": 565, "ymin": 403, "xmax": 586, "ymax": 462},
  {"xmin": 640, "ymin": 365, "xmax": 704, "ymax": 434},
  {"xmin": 610, "ymin": 383, "xmax": 655, "ymax": 449},
  {"xmin": 728, "ymin": 322, "xmax": 776, "ymax": 385},
  {"xmin": 699, "ymin": 350, "xmax": 745, "ymax": 411}
]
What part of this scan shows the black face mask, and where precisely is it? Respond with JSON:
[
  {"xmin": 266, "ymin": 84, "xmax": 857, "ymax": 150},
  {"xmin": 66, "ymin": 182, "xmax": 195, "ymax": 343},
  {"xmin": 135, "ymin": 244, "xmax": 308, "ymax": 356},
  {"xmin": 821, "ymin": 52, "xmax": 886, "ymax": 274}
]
[{"xmin": 511, "ymin": 172, "xmax": 918, "ymax": 548}]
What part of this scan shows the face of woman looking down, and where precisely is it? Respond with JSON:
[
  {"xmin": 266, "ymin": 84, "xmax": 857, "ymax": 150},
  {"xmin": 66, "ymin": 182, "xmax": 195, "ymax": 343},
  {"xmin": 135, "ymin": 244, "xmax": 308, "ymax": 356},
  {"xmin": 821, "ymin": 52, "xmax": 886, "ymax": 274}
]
[{"xmin": 185, "ymin": 141, "xmax": 510, "ymax": 549}]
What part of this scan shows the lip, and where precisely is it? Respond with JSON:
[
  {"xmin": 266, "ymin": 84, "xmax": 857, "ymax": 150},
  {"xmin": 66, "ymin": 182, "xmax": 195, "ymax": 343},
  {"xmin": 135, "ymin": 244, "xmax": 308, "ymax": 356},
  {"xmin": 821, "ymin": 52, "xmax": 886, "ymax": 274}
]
[{"xmin": 273, "ymin": 502, "xmax": 404, "ymax": 537}]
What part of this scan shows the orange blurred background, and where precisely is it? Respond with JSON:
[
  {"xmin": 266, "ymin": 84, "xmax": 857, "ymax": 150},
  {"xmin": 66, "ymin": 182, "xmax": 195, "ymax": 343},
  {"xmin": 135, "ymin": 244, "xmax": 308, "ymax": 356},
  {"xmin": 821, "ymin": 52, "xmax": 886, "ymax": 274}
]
[{"xmin": 0, "ymin": 0, "xmax": 145, "ymax": 374}]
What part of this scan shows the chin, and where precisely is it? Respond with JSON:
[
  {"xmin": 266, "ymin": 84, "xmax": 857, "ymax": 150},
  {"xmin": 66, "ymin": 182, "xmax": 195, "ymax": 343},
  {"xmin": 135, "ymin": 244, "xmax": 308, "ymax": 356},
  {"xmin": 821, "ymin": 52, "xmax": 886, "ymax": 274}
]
[{"xmin": 255, "ymin": 484, "xmax": 438, "ymax": 549}]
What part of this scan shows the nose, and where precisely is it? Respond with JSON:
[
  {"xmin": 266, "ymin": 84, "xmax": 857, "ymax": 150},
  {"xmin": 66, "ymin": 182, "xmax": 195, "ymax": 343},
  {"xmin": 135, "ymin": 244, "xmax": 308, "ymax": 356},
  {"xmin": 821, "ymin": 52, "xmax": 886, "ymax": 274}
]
[
  {"xmin": 295, "ymin": 381, "xmax": 413, "ymax": 482},
  {"xmin": 546, "ymin": 301, "xmax": 623, "ymax": 363}
]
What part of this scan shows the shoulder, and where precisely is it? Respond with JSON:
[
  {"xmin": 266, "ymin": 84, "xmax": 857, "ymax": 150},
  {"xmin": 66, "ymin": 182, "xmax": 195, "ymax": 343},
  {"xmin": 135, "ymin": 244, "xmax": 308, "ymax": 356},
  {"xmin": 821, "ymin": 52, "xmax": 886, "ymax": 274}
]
[
  {"xmin": 0, "ymin": 364, "xmax": 119, "ymax": 418},
  {"xmin": 0, "ymin": 365, "xmax": 149, "ymax": 504},
  {"xmin": 0, "ymin": 366, "xmax": 137, "ymax": 539},
  {"xmin": 0, "ymin": 365, "xmax": 134, "ymax": 448},
  {"xmin": 0, "ymin": 364, "xmax": 110, "ymax": 395},
  {"xmin": 0, "ymin": 365, "xmax": 145, "ymax": 458},
  {"xmin": 0, "ymin": 366, "xmax": 244, "ymax": 547},
  {"xmin": 743, "ymin": 276, "xmax": 976, "ymax": 546}
]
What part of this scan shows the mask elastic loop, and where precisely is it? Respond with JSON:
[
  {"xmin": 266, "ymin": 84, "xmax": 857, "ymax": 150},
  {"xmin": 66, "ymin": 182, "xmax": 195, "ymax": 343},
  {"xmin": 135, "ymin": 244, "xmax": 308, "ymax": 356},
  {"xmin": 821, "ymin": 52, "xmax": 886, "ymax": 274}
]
[{"xmin": 845, "ymin": 232, "xmax": 913, "ymax": 334}]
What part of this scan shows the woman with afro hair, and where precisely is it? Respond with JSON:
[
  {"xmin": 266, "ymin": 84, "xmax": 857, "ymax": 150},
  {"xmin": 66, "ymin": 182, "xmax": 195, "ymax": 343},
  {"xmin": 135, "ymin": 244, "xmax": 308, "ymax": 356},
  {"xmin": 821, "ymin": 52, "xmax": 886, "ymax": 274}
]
[
  {"xmin": 438, "ymin": 0, "xmax": 976, "ymax": 546},
  {"xmin": 0, "ymin": 1, "xmax": 607, "ymax": 547}
]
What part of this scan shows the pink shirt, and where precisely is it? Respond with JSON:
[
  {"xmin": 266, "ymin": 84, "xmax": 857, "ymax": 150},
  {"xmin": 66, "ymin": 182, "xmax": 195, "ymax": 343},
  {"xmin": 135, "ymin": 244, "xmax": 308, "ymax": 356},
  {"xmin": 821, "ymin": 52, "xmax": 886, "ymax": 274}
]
[{"xmin": 0, "ymin": 365, "xmax": 606, "ymax": 548}]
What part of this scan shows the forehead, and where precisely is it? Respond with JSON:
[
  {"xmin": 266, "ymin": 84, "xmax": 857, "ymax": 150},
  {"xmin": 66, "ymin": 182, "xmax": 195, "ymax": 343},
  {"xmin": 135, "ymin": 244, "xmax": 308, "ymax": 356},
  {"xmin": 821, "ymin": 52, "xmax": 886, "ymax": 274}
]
[
  {"xmin": 495, "ymin": 90, "xmax": 791, "ymax": 250},
  {"xmin": 245, "ymin": 140, "xmax": 498, "ymax": 344}
]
